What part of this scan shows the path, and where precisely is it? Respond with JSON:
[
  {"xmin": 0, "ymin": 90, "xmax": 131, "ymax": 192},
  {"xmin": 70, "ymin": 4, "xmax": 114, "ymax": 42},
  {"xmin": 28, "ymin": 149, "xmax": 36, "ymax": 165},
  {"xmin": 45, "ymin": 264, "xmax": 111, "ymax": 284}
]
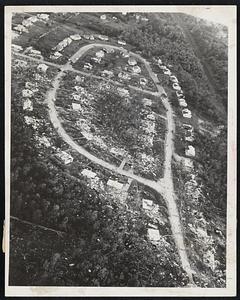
[{"xmin": 42, "ymin": 42, "xmax": 195, "ymax": 284}]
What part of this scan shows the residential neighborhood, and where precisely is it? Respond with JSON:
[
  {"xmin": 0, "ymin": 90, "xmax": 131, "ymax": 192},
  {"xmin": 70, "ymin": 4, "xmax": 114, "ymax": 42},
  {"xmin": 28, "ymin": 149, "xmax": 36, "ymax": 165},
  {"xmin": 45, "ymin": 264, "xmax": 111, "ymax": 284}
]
[{"xmin": 9, "ymin": 10, "xmax": 228, "ymax": 291}]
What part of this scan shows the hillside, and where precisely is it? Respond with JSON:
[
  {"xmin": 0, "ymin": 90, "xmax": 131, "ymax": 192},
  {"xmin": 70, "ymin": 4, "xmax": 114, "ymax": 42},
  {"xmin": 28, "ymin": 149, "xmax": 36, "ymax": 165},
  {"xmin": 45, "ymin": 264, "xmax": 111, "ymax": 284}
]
[{"xmin": 9, "ymin": 12, "xmax": 227, "ymax": 288}]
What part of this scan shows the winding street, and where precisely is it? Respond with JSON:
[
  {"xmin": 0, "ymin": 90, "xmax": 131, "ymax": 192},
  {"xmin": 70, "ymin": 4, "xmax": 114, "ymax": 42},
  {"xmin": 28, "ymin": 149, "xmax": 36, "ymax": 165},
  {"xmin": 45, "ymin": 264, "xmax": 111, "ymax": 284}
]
[{"xmin": 41, "ymin": 43, "xmax": 195, "ymax": 283}]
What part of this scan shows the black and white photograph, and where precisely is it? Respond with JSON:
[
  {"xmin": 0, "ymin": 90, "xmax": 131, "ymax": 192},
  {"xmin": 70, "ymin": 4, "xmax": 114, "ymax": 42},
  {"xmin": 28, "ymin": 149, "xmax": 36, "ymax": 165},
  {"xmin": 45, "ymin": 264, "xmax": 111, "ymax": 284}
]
[{"xmin": 4, "ymin": 5, "xmax": 236, "ymax": 297}]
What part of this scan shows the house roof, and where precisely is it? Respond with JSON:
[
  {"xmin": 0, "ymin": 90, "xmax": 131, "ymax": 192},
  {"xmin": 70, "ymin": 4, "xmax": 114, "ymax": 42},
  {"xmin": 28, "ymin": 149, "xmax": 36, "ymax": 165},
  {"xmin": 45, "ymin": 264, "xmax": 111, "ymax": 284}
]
[
  {"xmin": 81, "ymin": 169, "xmax": 97, "ymax": 178},
  {"xmin": 142, "ymin": 198, "xmax": 153, "ymax": 210},
  {"xmin": 148, "ymin": 228, "xmax": 160, "ymax": 242},
  {"xmin": 107, "ymin": 179, "xmax": 124, "ymax": 190}
]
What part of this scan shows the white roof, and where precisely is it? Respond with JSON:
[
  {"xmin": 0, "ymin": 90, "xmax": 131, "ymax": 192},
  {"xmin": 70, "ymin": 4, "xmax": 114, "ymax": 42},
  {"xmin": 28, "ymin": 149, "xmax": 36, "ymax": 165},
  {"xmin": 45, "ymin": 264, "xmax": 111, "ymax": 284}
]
[
  {"xmin": 22, "ymin": 89, "xmax": 34, "ymax": 98},
  {"xmin": 23, "ymin": 99, "xmax": 33, "ymax": 111},
  {"xmin": 142, "ymin": 198, "xmax": 153, "ymax": 210},
  {"xmin": 96, "ymin": 50, "xmax": 105, "ymax": 58},
  {"xmin": 72, "ymin": 94, "xmax": 81, "ymax": 101},
  {"xmin": 70, "ymin": 34, "xmax": 82, "ymax": 41},
  {"xmin": 118, "ymin": 40, "xmax": 126, "ymax": 45},
  {"xmin": 12, "ymin": 44, "xmax": 23, "ymax": 51},
  {"xmin": 22, "ymin": 19, "xmax": 33, "ymax": 27},
  {"xmin": 24, "ymin": 116, "xmax": 39, "ymax": 129},
  {"xmin": 81, "ymin": 169, "xmax": 97, "ymax": 178},
  {"xmin": 184, "ymin": 158, "xmax": 193, "ymax": 169},
  {"xmin": 132, "ymin": 65, "xmax": 141, "ymax": 74},
  {"xmin": 72, "ymin": 103, "xmax": 82, "ymax": 110},
  {"xmin": 148, "ymin": 228, "xmax": 160, "ymax": 242},
  {"xmin": 57, "ymin": 151, "xmax": 73, "ymax": 165},
  {"xmin": 128, "ymin": 57, "xmax": 137, "ymax": 66},
  {"xmin": 37, "ymin": 13, "xmax": 49, "ymax": 20},
  {"xmin": 117, "ymin": 87, "xmax": 129, "ymax": 97},
  {"xmin": 185, "ymin": 145, "xmax": 196, "ymax": 157},
  {"xmin": 36, "ymin": 136, "xmax": 51, "ymax": 148},
  {"xmin": 100, "ymin": 14, "xmax": 107, "ymax": 20},
  {"xmin": 146, "ymin": 113, "xmax": 155, "ymax": 121},
  {"xmin": 142, "ymin": 98, "xmax": 152, "ymax": 106},
  {"xmin": 107, "ymin": 179, "xmax": 124, "ymax": 190},
  {"xmin": 37, "ymin": 63, "xmax": 48, "ymax": 72}
]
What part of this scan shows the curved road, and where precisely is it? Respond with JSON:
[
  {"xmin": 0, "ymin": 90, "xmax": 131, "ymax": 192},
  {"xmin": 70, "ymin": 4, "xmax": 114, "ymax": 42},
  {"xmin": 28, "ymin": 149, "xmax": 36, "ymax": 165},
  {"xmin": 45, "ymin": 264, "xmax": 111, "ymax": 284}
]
[{"xmin": 45, "ymin": 43, "xmax": 195, "ymax": 284}]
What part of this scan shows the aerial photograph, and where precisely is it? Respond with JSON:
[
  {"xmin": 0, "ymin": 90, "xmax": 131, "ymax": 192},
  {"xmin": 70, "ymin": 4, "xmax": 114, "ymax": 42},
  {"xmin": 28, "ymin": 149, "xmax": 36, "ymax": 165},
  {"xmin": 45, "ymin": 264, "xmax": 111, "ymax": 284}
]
[{"xmin": 9, "ymin": 11, "xmax": 228, "ymax": 288}]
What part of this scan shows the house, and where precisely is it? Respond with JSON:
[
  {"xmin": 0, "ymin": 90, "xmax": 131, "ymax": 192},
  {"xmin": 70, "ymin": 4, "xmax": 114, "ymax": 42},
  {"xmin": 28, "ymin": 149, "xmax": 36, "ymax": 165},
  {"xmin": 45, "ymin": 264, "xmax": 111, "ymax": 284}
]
[
  {"xmin": 72, "ymin": 94, "xmax": 81, "ymax": 101},
  {"xmin": 22, "ymin": 18, "xmax": 33, "ymax": 27},
  {"xmin": 91, "ymin": 57, "xmax": 102, "ymax": 63},
  {"xmin": 83, "ymin": 34, "xmax": 91, "ymax": 40},
  {"xmin": 37, "ymin": 63, "xmax": 48, "ymax": 73},
  {"xmin": 100, "ymin": 14, "xmax": 107, "ymax": 20},
  {"xmin": 185, "ymin": 135, "xmax": 194, "ymax": 142},
  {"xmin": 158, "ymin": 58, "xmax": 162, "ymax": 65},
  {"xmin": 185, "ymin": 145, "xmax": 196, "ymax": 157},
  {"xmin": 142, "ymin": 98, "xmax": 152, "ymax": 107},
  {"xmin": 118, "ymin": 72, "xmax": 130, "ymax": 80},
  {"xmin": 170, "ymin": 75, "xmax": 178, "ymax": 83},
  {"xmin": 101, "ymin": 70, "xmax": 114, "ymax": 78},
  {"xmin": 22, "ymin": 89, "xmax": 34, "ymax": 98},
  {"xmin": 163, "ymin": 69, "xmax": 171, "ymax": 76},
  {"xmin": 84, "ymin": 63, "xmax": 93, "ymax": 70},
  {"xmin": 50, "ymin": 51, "xmax": 63, "ymax": 60},
  {"xmin": 107, "ymin": 179, "xmax": 124, "ymax": 190},
  {"xmin": 56, "ymin": 151, "xmax": 73, "ymax": 165},
  {"xmin": 37, "ymin": 13, "xmax": 49, "ymax": 21},
  {"xmin": 70, "ymin": 34, "xmax": 82, "ymax": 41},
  {"xmin": 148, "ymin": 228, "xmax": 160, "ymax": 242},
  {"xmin": 122, "ymin": 12, "xmax": 127, "ymax": 15},
  {"xmin": 118, "ymin": 40, "xmax": 126, "ymax": 46},
  {"xmin": 12, "ymin": 31, "xmax": 20, "ymax": 39},
  {"xmin": 24, "ymin": 116, "xmax": 39, "ymax": 129},
  {"xmin": 75, "ymin": 75, "xmax": 84, "ymax": 82},
  {"xmin": 97, "ymin": 35, "xmax": 109, "ymax": 41},
  {"xmin": 141, "ymin": 17, "xmax": 149, "ymax": 22},
  {"xmin": 132, "ymin": 65, "xmax": 141, "ymax": 74},
  {"xmin": 28, "ymin": 48, "xmax": 41, "ymax": 55},
  {"xmin": 178, "ymin": 98, "xmax": 187, "ymax": 107},
  {"xmin": 172, "ymin": 83, "xmax": 181, "ymax": 91},
  {"xmin": 142, "ymin": 198, "xmax": 153, "ymax": 210},
  {"xmin": 176, "ymin": 91, "xmax": 184, "ymax": 98},
  {"xmin": 128, "ymin": 57, "xmax": 137, "ymax": 66},
  {"xmin": 28, "ymin": 16, "xmax": 38, "ymax": 23},
  {"xmin": 117, "ymin": 87, "xmax": 129, "ymax": 97},
  {"xmin": 95, "ymin": 50, "xmax": 105, "ymax": 58},
  {"xmin": 23, "ymin": 99, "xmax": 33, "ymax": 111},
  {"xmin": 64, "ymin": 37, "xmax": 72, "ymax": 45},
  {"xmin": 14, "ymin": 24, "xmax": 28, "ymax": 33},
  {"xmin": 184, "ymin": 158, "xmax": 193, "ymax": 169},
  {"xmin": 36, "ymin": 135, "xmax": 51, "ymax": 148},
  {"xmin": 159, "ymin": 65, "xmax": 167, "ymax": 70},
  {"xmin": 89, "ymin": 35, "xmax": 95, "ymax": 40},
  {"xmin": 143, "ymin": 121, "xmax": 155, "ymax": 134},
  {"xmin": 183, "ymin": 123, "xmax": 193, "ymax": 131},
  {"xmin": 81, "ymin": 169, "xmax": 97, "ymax": 178},
  {"xmin": 12, "ymin": 44, "xmax": 23, "ymax": 52},
  {"xmin": 182, "ymin": 108, "xmax": 192, "ymax": 119},
  {"xmin": 72, "ymin": 102, "xmax": 82, "ymax": 110},
  {"xmin": 146, "ymin": 113, "xmax": 155, "ymax": 121},
  {"xmin": 112, "ymin": 16, "xmax": 118, "ymax": 20},
  {"xmin": 25, "ymin": 82, "xmax": 38, "ymax": 92},
  {"xmin": 140, "ymin": 77, "xmax": 148, "ymax": 85},
  {"xmin": 121, "ymin": 52, "xmax": 129, "ymax": 58}
]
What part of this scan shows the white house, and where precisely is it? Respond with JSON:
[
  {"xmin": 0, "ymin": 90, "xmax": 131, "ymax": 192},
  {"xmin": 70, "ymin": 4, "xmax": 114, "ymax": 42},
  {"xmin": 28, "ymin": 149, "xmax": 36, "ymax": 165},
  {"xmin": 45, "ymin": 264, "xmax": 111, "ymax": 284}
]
[
  {"xmin": 91, "ymin": 57, "xmax": 102, "ymax": 63},
  {"xmin": 12, "ymin": 44, "xmax": 23, "ymax": 52},
  {"xmin": 22, "ymin": 18, "xmax": 33, "ymax": 27},
  {"xmin": 56, "ymin": 151, "xmax": 73, "ymax": 165},
  {"xmin": 81, "ymin": 169, "xmax": 97, "ymax": 178},
  {"xmin": 148, "ymin": 228, "xmax": 160, "ymax": 242},
  {"xmin": 98, "ymin": 35, "xmax": 109, "ymax": 41},
  {"xmin": 121, "ymin": 52, "xmax": 129, "ymax": 58},
  {"xmin": 185, "ymin": 145, "xmax": 196, "ymax": 157},
  {"xmin": 146, "ymin": 113, "xmax": 155, "ymax": 121},
  {"xmin": 70, "ymin": 34, "xmax": 82, "ymax": 41},
  {"xmin": 182, "ymin": 108, "xmax": 192, "ymax": 119},
  {"xmin": 142, "ymin": 98, "xmax": 152, "ymax": 107},
  {"xmin": 75, "ymin": 75, "xmax": 84, "ymax": 82},
  {"xmin": 178, "ymin": 98, "xmax": 187, "ymax": 107},
  {"xmin": 22, "ymin": 89, "xmax": 34, "ymax": 98},
  {"xmin": 117, "ymin": 87, "xmax": 129, "ymax": 97},
  {"xmin": 184, "ymin": 158, "xmax": 193, "ymax": 169},
  {"xmin": 172, "ymin": 83, "xmax": 181, "ymax": 91},
  {"xmin": 24, "ymin": 116, "xmax": 39, "ymax": 129},
  {"xmin": 142, "ymin": 198, "xmax": 153, "ymax": 210},
  {"xmin": 185, "ymin": 135, "xmax": 194, "ymax": 142},
  {"xmin": 72, "ymin": 103, "xmax": 82, "ymax": 110},
  {"xmin": 36, "ymin": 136, "xmax": 51, "ymax": 148},
  {"xmin": 28, "ymin": 16, "xmax": 38, "ymax": 23},
  {"xmin": 118, "ymin": 40, "xmax": 126, "ymax": 46},
  {"xmin": 101, "ymin": 70, "xmax": 114, "ymax": 78},
  {"xmin": 170, "ymin": 75, "xmax": 178, "ymax": 83},
  {"xmin": 118, "ymin": 72, "xmax": 130, "ymax": 80},
  {"xmin": 163, "ymin": 69, "xmax": 171, "ymax": 76},
  {"xmin": 72, "ymin": 94, "xmax": 81, "ymax": 101},
  {"xmin": 183, "ymin": 123, "xmax": 193, "ymax": 131},
  {"xmin": 37, "ymin": 63, "xmax": 48, "ymax": 73},
  {"xmin": 37, "ymin": 13, "xmax": 49, "ymax": 21},
  {"xmin": 158, "ymin": 58, "xmax": 162, "ymax": 65},
  {"xmin": 100, "ymin": 14, "xmax": 107, "ymax": 20},
  {"xmin": 107, "ymin": 179, "xmax": 124, "ymax": 190},
  {"xmin": 128, "ymin": 57, "xmax": 137, "ymax": 66},
  {"xmin": 84, "ymin": 63, "xmax": 93, "ymax": 70},
  {"xmin": 23, "ymin": 99, "xmax": 33, "ymax": 111},
  {"xmin": 140, "ymin": 77, "xmax": 148, "ymax": 85},
  {"xmin": 132, "ymin": 65, "xmax": 141, "ymax": 74},
  {"xmin": 50, "ymin": 51, "xmax": 63, "ymax": 60},
  {"xmin": 176, "ymin": 91, "xmax": 184, "ymax": 98},
  {"xmin": 96, "ymin": 50, "xmax": 105, "ymax": 58},
  {"xmin": 14, "ymin": 24, "xmax": 28, "ymax": 33},
  {"xmin": 89, "ymin": 35, "xmax": 95, "ymax": 40}
]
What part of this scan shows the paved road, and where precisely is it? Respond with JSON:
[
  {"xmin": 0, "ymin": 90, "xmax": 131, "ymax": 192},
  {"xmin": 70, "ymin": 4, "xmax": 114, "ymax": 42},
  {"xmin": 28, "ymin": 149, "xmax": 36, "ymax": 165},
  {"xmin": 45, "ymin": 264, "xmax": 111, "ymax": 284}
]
[{"xmin": 42, "ymin": 42, "xmax": 195, "ymax": 283}]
